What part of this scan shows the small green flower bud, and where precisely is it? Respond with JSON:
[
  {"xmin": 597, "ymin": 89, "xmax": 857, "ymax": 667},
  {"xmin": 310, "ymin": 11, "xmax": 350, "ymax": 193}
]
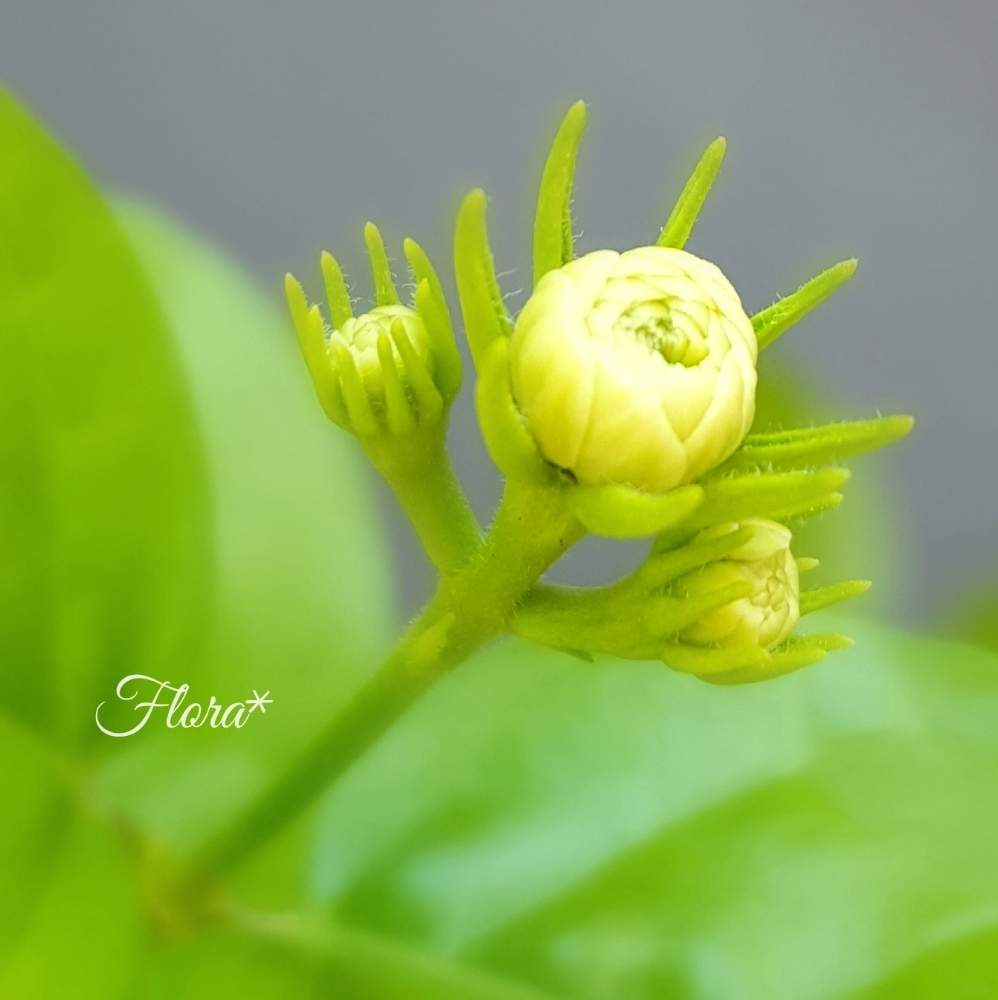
[
  {"xmin": 287, "ymin": 226, "xmax": 461, "ymax": 440},
  {"xmin": 681, "ymin": 518, "xmax": 799, "ymax": 649},
  {"xmin": 509, "ymin": 246, "xmax": 757, "ymax": 493},
  {"xmin": 331, "ymin": 304, "xmax": 432, "ymax": 400}
]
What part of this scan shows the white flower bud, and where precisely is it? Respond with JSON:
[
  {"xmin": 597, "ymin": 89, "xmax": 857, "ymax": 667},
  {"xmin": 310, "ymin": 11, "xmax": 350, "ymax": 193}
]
[
  {"xmin": 509, "ymin": 247, "xmax": 757, "ymax": 493},
  {"xmin": 681, "ymin": 519, "xmax": 800, "ymax": 649}
]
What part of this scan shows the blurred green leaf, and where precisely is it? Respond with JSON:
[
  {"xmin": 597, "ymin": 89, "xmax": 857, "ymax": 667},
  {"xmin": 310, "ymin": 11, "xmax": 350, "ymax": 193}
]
[
  {"xmin": 0, "ymin": 719, "xmax": 143, "ymax": 997},
  {"xmin": 0, "ymin": 713, "xmax": 338, "ymax": 999},
  {"xmin": 136, "ymin": 923, "xmax": 332, "ymax": 999},
  {"xmin": 312, "ymin": 620, "xmax": 998, "ymax": 999},
  {"xmin": 0, "ymin": 89, "xmax": 210, "ymax": 746},
  {"xmin": 142, "ymin": 912, "xmax": 558, "ymax": 1000},
  {"xmin": 92, "ymin": 200, "xmax": 394, "ymax": 903},
  {"xmin": 0, "ymin": 86, "xmax": 209, "ymax": 998},
  {"xmin": 2, "ymin": 90, "xmax": 394, "ymax": 997}
]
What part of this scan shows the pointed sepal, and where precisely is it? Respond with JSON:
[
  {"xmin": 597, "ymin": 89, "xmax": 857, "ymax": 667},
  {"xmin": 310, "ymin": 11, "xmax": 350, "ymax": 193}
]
[
  {"xmin": 533, "ymin": 100, "xmax": 588, "ymax": 285},
  {"xmin": 702, "ymin": 633, "xmax": 854, "ymax": 685},
  {"xmin": 799, "ymin": 579, "xmax": 871, "ymax": 616},
  {"xmin": 569, "ymin": 483, "xmax": 704, "ymax": 539},
  {"xmin": 320, "ymin": 251, "xmax": 353, "ymax": 328},
  {"xmin": 284, "ymin": 274, "xmax": 347, "ymax": 426},
  {"xmin": 454, "ymin": 189, "xmax": 513, "ymax": 369},
  {"xmin": 475, "ymin": 337, "xmax": 553, "ymax": 484},
  {"xmin": 404, "ymin": 238, "xmax": 462, "ymax": 401},
  {"xmin": 723, "ymin": 414, "xmax": 914, "ymax": 472},
  {"xmin": 657, "ymin": 136, "xmax": 727, "ymax": 250},
  {"xmin": 363, "ymin": 221, "xmax": 400, "ymax": 306},
  {"xmin": 753, "ymin": 259, "xmax": 858, "ymax": 350},
  {"xmin": 654, "ymin": 468, "xmax": 851, "ymax": 550}
]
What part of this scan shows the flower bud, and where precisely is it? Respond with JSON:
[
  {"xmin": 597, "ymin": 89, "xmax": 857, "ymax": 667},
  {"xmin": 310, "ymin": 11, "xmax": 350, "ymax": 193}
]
[
  {"xmin": 331, "ymin": 304, "xmax": 433, "ymax": 402},
  {"xmin": 680, "ymin": 518, "xmax": 799, "ymax": 649},
  {"xmin": 509, "ymin": 246, "xmax": 757, "ymax": 493}
]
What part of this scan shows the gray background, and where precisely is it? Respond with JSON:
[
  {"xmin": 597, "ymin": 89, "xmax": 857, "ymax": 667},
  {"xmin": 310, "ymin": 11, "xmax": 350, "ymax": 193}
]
[{"xmin": 4, "ymin": 0, "xmax": 996, "ymax": 624}]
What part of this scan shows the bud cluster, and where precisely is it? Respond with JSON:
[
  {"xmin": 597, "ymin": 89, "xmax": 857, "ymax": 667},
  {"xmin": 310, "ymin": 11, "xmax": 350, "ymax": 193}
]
[{"xmin": 286, "ymin": 99, "xmax": 913, "ymax": 686}]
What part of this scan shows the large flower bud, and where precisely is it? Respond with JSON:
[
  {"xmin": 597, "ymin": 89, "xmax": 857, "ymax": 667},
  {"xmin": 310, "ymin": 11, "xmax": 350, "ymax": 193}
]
[
  {"xmin": 681, "ymin": 518, "xmax": 800, "ymax": 649},
  {"xmin": 509, "ymin": 246, "xmax": 757, "ymax": 493}
]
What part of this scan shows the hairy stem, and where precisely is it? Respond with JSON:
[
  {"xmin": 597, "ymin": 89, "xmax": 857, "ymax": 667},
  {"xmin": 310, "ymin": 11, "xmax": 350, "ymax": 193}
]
[{"xmin": 371, "ymin": 437, "xmax": 483, "ymax": 573}]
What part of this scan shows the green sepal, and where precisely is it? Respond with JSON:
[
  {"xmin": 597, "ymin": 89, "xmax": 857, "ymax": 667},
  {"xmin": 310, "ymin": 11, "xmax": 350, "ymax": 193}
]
[
  {"xmin": 533, "ymin": 100, "xmax": 587, "ymax": 285},
  {"xmin": 799, "ymin": 579, "xmax": 871, "ymax": 616},
  {"xmin": 654, "ymin": 467, "xmax": 850, "ymax": 551},
  {"xmin": 388, "ymin": 317, "xmax": 444, "ymax": 425},
  {"xmin": 634, "ymin": 582, "xmax": 754, "ymax": 654},
  {"xmin": 657, "ymin": 136, "xmax": 727, "ymax": 250},
  {"xmin": 363, "ymin": 221, "xmax": 400, "ymax": 306},
  {"xmin": 284, "ymin": 275, "xmax": 347, "ymax": 427},
  {"xmin": 475, "ymin": 337, "xmax": 553, "ymax": 484},
  {"xmin": 660, "ymin": 641, "xmax": 771, "ymax": 677},
  {"xmin": 703, "ymin": 633, "xmax": 853, "ymax": 685},
  {"xmin": 514, "ymin": 528, "xmax": 759, "ymax": 660},
  {"xmin": 404, "ymin": 238, "xmax": 462, "ymax": 400},
  {"xmin": 695, "ymin": 466, "xmax": 850, "ymax": 523},
  {"xmin": 720, "ymin": 415, "xmax": 914, "ymax": 472},
  {"xmin": 752, "ymin": 258, "xmax": 857, "ymax": 350},
  {"xmin": 454, "ymin": 188, "xmax": 513, "ymax": 369},
  {"xmin": 569, "ymin": 483, "xmax": 704, "ymax": 540},
  {"xmin": 599, "ymin": 583, "xmax": 754, "ymax": 662},
  {"xmin": 376, "ymin": 331, "xmax": 416, "ymax": 436},
  {"xmin": 320, "ymin": 250, "xmax": 353, "ymax": 328},
  {"xmin": 630, "ymin": 523, "xmax": 754, "ymax": 591},
  {"xmin": 332, "ymin": 337, "xmax": 378, "ymax": 438}
]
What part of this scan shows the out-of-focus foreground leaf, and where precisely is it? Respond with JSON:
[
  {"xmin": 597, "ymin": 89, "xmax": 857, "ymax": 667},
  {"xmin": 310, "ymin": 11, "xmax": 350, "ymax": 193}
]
[
  {"xmin": 0, "ymin": 88, "xmax": 209, "ymax": 744},
  {"xmin": 313, "ymin": 619, "xmax": 998, "ymax": 999},
  {"xmin": 0, "ymin": 721, "xmax": 144, "ymax": 997},
  {"xmin": 0, "ymin": 86, "xmax": 207, "ymax": 996},
  {"xmin": 96, "ymin": 199, "xmax": 393, "ymax": 868},
  {"xmin": 92, "ymin": 195, "xmax": 397, "ymax": 985},
  {"xmin": 2, "ymin": 90, "xmax": 392, "ymax": 997}
]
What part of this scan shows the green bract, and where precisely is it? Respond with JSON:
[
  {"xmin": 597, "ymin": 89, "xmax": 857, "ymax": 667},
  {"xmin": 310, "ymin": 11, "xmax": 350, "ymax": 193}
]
[{"xmin": 510, "ymin": 246, "xmax": 757, "ymax": 492}]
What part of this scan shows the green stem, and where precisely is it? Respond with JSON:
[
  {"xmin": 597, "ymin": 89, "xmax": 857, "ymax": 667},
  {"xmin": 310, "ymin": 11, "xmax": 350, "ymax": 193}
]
[
  {"xmin": 512, "ymin": 583, "xmax": 607, "ymax": 649},
  {"xmin": 368, "ymin": 433, "xmax": 482, "ymax": 574},
  {"xmin": 512, "ymin": 583, "xmax": 662, "ymax": 659},
  {"xmin": 182, "ymin": 479, "xmax": 581, "ymax": 888}
]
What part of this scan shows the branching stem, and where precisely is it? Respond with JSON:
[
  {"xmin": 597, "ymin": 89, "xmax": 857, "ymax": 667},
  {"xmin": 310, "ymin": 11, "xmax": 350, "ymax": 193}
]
[{"xmin": 181, "ymin": 479, "xmax": 581, "ymax": 889}]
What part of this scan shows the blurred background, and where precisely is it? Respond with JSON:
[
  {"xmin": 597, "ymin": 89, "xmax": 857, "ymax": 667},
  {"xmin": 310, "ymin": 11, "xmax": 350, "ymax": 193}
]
[
  {"xmin": 3, "ymin": 0, "xmax": 996, "ymax": 624},
  {"xmin": 4, "ymin": 3, "xmax": 998, "ymax": 999}
]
